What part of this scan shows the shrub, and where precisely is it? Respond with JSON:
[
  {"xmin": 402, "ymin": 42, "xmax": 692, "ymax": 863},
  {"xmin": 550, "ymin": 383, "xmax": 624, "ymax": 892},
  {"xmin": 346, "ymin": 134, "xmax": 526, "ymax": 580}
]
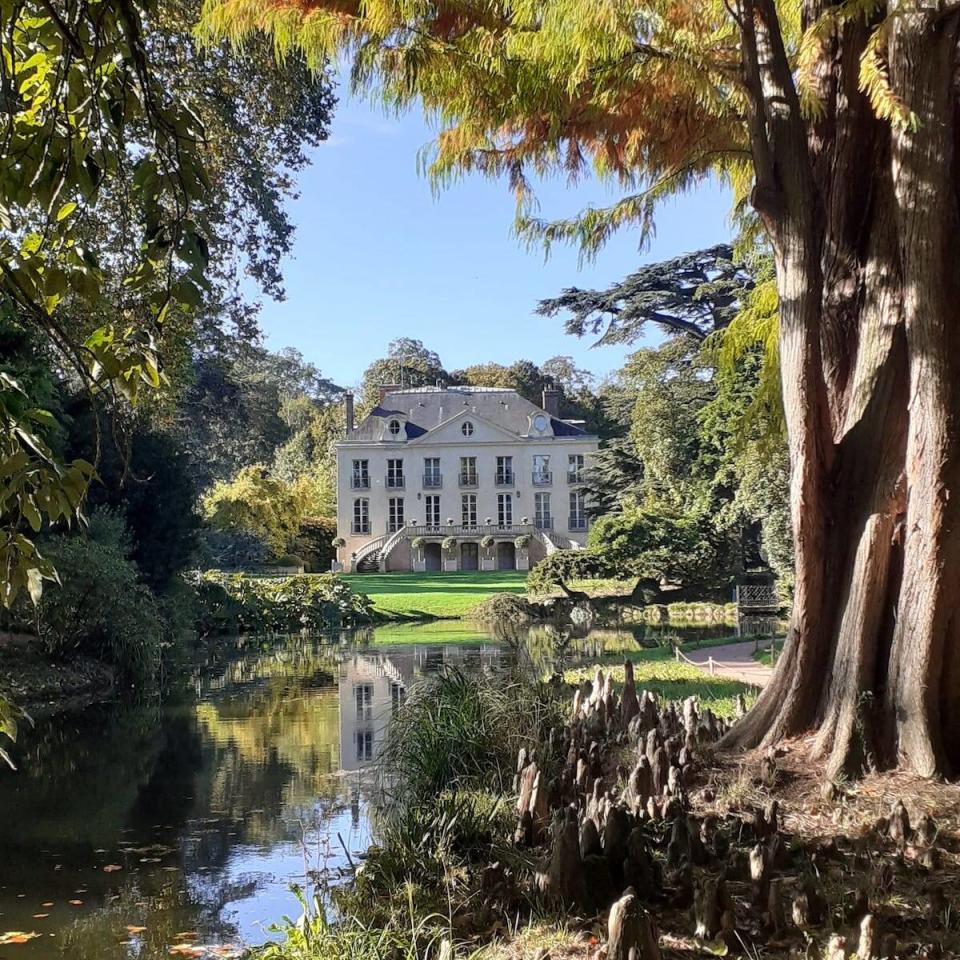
[
  {"xmin": 195, "ymin": 572, "xmax": 373, "ymax": 634},
  {"xmin": 36, "ymin": 509, "xmax": 164, "ymax": 684},
  {"xmin": 525, "ymin": 549, "xmax": 614, "ymax": 594},
  {"xmin": 514, "ymin": 534, "xmax": 531, "ymax": 549},
  {"xmin": 470, "ymin": 593, "xmax": 534, "ymax": 623},
  {"xmin": 295, "ymin": 515, "xmax": 338, "ymax": 571},
  {"xmin": 479, "ymin": 535, "xmax": 494, "ymax": 549},
  {"xmin": 275, "ymin": 553, "xmax": 305, "ymax": 568},
  {"xmin": 441, "ymin": 536, "xmax": 457, "ymax": 550}
]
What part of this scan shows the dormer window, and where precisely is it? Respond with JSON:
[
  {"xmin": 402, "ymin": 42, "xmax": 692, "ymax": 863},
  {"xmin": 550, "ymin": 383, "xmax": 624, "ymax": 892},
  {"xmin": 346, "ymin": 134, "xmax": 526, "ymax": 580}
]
[
  {"xmin": 461, "ymin": 421, "xmax": 474, "ymax": 437},
  {"xmin": 388, "ymin": 419, "xmax": 402, "ymax": 436}
]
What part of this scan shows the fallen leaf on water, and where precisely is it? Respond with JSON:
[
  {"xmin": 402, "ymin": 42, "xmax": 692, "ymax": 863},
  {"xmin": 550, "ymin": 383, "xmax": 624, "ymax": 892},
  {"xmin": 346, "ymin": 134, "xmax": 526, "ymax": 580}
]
[
  {"xmin": 174, "ymin": 932, "xmax": 199, "ymax": 940},
  {"xmin": 103, "ymin": 865, "xmax": 123, "ymax": 873},
  {"xmin": 168, "ymin": 945, "xmax": 205, "ymax": 957},
  {"xmin": 0, "ymin": 931, "xmax": 42, "ymax": 945},
  {"xmin": 41, "ymin": 902, "xmax": 54, "ymax": 908},
  {"xmin": 68, "ymin": 900, "xmax": 83, "ymax": 907},
  {"xmin": 125, "ymin": 926, "xmax": 147, "ymax": 935},
  {"xmin": 32, "ymin": 914, "xmax": 49, "ymax": 920},
  {"xmin": 140, "ymin": 857, "xmax": 161, "ymax": 863}
]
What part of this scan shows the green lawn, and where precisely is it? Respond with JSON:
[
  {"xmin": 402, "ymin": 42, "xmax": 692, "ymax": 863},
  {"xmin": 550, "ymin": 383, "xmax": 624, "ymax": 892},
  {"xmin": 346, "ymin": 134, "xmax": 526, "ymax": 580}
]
[{"xmin": 341, "ymin": 571, "xmax": 528, "ymax": 619}]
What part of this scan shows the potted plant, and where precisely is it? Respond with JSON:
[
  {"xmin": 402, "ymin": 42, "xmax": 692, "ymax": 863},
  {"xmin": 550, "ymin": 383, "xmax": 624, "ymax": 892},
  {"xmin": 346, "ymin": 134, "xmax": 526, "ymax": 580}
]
[
  {"xmin": 442, "ymin": 536, "xmax": 458, "ymax": 551},
  {"xmin": 331, "ymin": 537, "xmax": 346, "ymax": 549},
  {"xmin": 520, "ymin": 517, "xmax": 529, "ymax": 525},
  {"xmin": 411, "ymin": 536, "xmax": 426, "ymax": 550},
  {"xmin": 480, "ymin": 534, "xmax": 495, "ymax": 550},
  {"xmin": 514, "ymin": 534, "xmax": 531, "ymax": 550}
]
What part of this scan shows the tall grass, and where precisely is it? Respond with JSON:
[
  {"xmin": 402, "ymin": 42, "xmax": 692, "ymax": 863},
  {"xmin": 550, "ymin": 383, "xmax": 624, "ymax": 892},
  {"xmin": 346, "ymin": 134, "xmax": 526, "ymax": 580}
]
[{"xmin": 376, "ymin": 667, "xmax": 563, "ymax": 808}]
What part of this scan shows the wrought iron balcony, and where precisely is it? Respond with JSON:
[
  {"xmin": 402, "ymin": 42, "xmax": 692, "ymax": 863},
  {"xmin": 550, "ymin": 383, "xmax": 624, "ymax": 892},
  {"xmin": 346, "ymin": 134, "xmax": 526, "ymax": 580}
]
[
  {"xmin": 385, "ymin": 476, "xmax": 405, "ymax": 489},
  {"xmin": 350, "ymin": 476, "xmax": 370, "ymax": 489},
  {"xmin": 422, "ymin": 474, "xmax": 443, "ymax": 488},
  {"xmin": 495, "ymin": 472, "xmax": 515, "ymax": 486},
  {"xmin": 458, "ymin": 473, "xmax": 479, "ymax": 488},
  {"xmin": 568, "ymin": 515, "xmax": 588, "ymax": 531},
  {"xmin": 532, "ymin": 471, "xmax": 553, "ymax": 486},
  {"xmin": 567, "ymin": 470, "xmax": 583, "ymax": 485}
]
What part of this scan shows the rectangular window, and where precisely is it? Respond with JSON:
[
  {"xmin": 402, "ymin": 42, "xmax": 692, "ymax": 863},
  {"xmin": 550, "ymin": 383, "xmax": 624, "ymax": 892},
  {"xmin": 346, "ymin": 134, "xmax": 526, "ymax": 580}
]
[
  {"xmin": 386, "ymin": 458, "xmax": 404, "ymax": 489},
  {"xmin": 356, "ymin": 729, "xmax": 374, "ymax": 762},
  {"xmin": 535, "ymin": 492, "xmax": 552, "ymax": 530},
  {"xmin": 533, "ymin": 455, "xmax": 552, "ymax": 485},
  {"xmin": 461, "ymin": 493, "xmax": 478, "ymax": 528},
  {"xmin": 388, "ymin": 497, "xmax": 405, "ymax": 532},
  {"xmin": 423, "ymin": 457, "xmax": 441, "ymax": 488},
  {"xmin": 459, "ymin": 456, "xmax": 477, "ymax": 486},
  {"xmin": 569, "ymin": 490, "xmax": 587, "ymax": 530},
  {"xmin": 352, "ymin": 498, "xmax": 370, "ymax": 534},
  {"xmin": 351, "ymin": 459, "xmax": 369, "ymax": 489},
  {"xmin": 567, "ymin": 454, "xmax": 585, "ymax": 484},
  {"xmin": 425, "ymin": 495, "xmax": 441, "ymax": 528},
  {"xmin": 497, "ymin": 493, "xmax": 513, "ymax": 528},
  {"xmin": 355, "ymin": 683, "xmax": 373, "ymax": 720},
  {"xmin": 391, "ymin": 682, "xmax": 406, "ymax": 714},
  {"xmin": 496, "ymin": 456, "xmax": 514, "ymax": 485}
]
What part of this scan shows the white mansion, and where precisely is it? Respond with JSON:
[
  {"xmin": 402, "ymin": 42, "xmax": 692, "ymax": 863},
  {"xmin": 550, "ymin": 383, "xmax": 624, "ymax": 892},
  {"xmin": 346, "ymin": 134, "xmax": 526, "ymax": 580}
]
[{"xmin": 335, "ymin": 385, "xmax": 599, "ymax": 573}]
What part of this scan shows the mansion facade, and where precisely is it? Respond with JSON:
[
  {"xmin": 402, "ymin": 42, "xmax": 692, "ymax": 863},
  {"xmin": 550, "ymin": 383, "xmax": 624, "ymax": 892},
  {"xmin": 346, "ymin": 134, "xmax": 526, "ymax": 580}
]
[{"xmin": 335, "ymin": 385, "xmax": 599, "ymax": 573}]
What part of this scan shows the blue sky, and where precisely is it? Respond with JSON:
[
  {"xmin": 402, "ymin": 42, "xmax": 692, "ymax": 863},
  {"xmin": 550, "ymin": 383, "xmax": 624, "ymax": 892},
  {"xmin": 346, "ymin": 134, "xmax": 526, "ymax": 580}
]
[{"xmin": 253, "ymin": 88, "xmax": 734, "ymax": 391}]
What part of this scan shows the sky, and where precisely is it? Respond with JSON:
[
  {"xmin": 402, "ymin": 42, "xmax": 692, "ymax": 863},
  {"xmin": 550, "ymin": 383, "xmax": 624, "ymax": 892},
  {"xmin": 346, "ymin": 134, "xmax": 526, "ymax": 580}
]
[{"xmin": 252, "ymin": 86, "xmax": 734, "ymax": 392}]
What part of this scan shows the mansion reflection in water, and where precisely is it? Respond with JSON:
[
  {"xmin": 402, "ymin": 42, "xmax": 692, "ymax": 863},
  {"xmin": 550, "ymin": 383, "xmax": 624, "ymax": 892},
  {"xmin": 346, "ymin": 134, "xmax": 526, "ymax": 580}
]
[{"xmin": 338, "ymin": 643, "xmax": 507, "ymax": 771}]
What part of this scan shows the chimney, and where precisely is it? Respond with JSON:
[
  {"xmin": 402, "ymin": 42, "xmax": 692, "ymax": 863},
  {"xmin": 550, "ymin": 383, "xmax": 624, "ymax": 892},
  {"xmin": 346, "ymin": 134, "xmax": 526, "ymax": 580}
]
[
  {"xmin": 344, "ymin": 391, "xmax": 354, "ymax": 433},
  {"xmin": 542, "ymin": 388, "xmax": 561, "ymax": 418},
  {"xmin": 378, "ymin": 383, "xmax": 401, "ymax": 405}
]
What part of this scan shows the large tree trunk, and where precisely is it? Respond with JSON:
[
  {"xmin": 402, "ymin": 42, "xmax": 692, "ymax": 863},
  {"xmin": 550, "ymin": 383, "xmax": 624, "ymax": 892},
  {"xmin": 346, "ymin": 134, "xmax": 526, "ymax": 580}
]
[{"xmin": 723, "ymin": 2, "xmax": 960, "ymax": 779}]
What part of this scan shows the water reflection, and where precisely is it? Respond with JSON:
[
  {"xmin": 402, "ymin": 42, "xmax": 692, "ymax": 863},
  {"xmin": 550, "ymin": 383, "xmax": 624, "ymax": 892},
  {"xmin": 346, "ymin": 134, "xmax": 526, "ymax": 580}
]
[{"xmin": 0, "ymin": 633, "xmax": 511, "ymax": 959}]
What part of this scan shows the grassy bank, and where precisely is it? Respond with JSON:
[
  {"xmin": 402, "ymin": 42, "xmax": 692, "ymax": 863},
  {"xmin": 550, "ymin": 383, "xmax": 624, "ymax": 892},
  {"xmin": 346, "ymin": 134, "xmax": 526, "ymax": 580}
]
[
  {"xmin": 341, "ymin": 571, "xmax": 527, "ymax": 619},
  {"xmin": 562, "ymin": 643, "xmax": 756, "ymax": 718}
]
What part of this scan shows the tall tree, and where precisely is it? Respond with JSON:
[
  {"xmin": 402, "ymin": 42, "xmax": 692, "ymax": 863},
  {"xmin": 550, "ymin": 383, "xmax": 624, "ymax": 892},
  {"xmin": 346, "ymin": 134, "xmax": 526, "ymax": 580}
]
[{"xmin": 204, "ymin": 0, "xmax": 960, "ymax": 778}]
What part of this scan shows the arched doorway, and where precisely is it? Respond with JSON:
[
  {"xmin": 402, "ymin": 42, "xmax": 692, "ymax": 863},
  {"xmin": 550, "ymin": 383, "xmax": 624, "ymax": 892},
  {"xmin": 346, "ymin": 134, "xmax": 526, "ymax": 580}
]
[
  {"xmin": 496, "ymin": 541, "xmax": 516, "ymax": 571},
  {"xmin": 460, "ymin": 542, "xmax": 479, "ymax": 571},
  {"xmin": 424, "ymin": 542, "xmax": 442, "ymax": 572}
]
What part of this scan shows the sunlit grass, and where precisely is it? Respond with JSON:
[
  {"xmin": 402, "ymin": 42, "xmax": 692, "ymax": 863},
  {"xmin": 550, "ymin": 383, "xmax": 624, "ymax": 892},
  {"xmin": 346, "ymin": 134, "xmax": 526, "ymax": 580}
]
[
  {"xmin": 341, "ymin": 572, "xmax": 527, "ymax": 619},
  {"xmin": 562, "ymin": 658, "xmax": 755, "ymax": 719}
]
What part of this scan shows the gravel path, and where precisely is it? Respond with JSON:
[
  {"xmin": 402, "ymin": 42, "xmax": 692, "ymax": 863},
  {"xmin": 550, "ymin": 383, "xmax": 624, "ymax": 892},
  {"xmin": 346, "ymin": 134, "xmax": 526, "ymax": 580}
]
[{"xmin": 682, "ymin": 640, "xmax": 775, "ymax": 688}]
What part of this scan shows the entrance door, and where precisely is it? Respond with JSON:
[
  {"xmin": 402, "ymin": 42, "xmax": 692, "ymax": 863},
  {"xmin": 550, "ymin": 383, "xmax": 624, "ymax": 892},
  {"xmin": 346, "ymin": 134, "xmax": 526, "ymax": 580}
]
[
  {"xmin": 496, "ymin": 541, "xmax": 516, "ymax": 571},
  {"xmin": 424, "ymin": 542, "xmax": 442, "ymax": 572},
  {"xmin": 460, "ymin": 542, "xmax": 479, "ymax": 571}
]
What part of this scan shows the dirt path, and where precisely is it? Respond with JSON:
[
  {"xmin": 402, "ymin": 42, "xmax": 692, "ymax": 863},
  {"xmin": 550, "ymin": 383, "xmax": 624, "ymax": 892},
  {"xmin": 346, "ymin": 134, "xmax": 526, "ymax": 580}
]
[{"xmin": 682, "ymin": 640, "xmax": 774, "ymax": 688}]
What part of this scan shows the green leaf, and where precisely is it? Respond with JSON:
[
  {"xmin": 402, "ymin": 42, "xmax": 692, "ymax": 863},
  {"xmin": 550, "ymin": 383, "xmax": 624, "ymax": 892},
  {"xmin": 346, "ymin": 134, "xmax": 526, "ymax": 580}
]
[{"xmin": 56, "ymin": 201, "xmax": 77, "ymax": 221}]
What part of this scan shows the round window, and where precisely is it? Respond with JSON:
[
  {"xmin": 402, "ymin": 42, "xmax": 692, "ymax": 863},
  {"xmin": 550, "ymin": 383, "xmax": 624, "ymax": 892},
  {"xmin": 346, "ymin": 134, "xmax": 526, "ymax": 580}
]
[
  {"xmin": 533, "ymin": 414, "xmax": 548, "ymax": 432},
  {"xmin": 388, "ymin": 419, "xmax": 402, "ymax": 436},
  {"xmin": 461, "ymin": 421, "xmax": 474, "ymax": 436}
]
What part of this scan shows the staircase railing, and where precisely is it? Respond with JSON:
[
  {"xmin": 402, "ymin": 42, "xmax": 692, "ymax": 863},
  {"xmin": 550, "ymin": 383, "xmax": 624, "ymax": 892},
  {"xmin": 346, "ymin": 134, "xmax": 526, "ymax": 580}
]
[{"xmin": 352, "ymin": 535, "xmax": 386, "ymax": 572}]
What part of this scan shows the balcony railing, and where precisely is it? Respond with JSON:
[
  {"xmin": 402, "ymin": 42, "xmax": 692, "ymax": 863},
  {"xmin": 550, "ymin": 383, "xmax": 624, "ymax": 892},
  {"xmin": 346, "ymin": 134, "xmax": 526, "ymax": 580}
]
[
  {"xmin": 532, "ymin": 471, "xmax": 553, "ymax": 486},
  {"xmin": 422, "ymin": 474, "xmax": 442, "ymax": 488},
  {"xmin": 350, "ymin": 476, "xmax": 370, "ymax": 489},
  {"xmin": 459, "ymin": 473, "xmax": 479, "ymax": 487},
  {"xmin": 495, "ymin": 472, "xmax": 515, "ymax": 486},
  {"xmin": 351, "ymin": 521, "xmax": 370, "ymax": 534},
  {"xmin": 567, "ymin": 471, "xmax": 583, "ymax": 485},
  {"xmin": 385, "ymin": 476, "xmax": 405, "ymax": 489},
  {"xmin": 406, "ymin": 522, "xmax": 536, "ymax": 537},
  {"xmin": 568, "ymin": 515, "xmax": 588, "ymax": 531},
  {"xmin": 534, "ymin": 517, "xmax": 554, "ymax": 530}
]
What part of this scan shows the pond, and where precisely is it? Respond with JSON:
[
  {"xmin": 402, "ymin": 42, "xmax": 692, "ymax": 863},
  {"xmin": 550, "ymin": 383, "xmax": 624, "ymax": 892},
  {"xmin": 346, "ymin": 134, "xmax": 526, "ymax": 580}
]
[{"xmin": 0, "ymin": 618, "xmax": 767, "ymax": 959}]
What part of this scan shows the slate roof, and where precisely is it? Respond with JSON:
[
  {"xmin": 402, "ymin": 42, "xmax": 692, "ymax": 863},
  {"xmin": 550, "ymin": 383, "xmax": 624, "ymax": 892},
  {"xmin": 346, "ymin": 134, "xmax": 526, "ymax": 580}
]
[{"xmin": 346, "ymin": 386, "xmax": 593, "ymax": 441}]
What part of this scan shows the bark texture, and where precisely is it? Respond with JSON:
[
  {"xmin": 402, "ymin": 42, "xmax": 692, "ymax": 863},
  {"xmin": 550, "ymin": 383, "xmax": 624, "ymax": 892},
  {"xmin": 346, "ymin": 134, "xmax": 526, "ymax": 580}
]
[{"xmin": 723, "ymin": 0, "xmax": 960, "ymax": 778}]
